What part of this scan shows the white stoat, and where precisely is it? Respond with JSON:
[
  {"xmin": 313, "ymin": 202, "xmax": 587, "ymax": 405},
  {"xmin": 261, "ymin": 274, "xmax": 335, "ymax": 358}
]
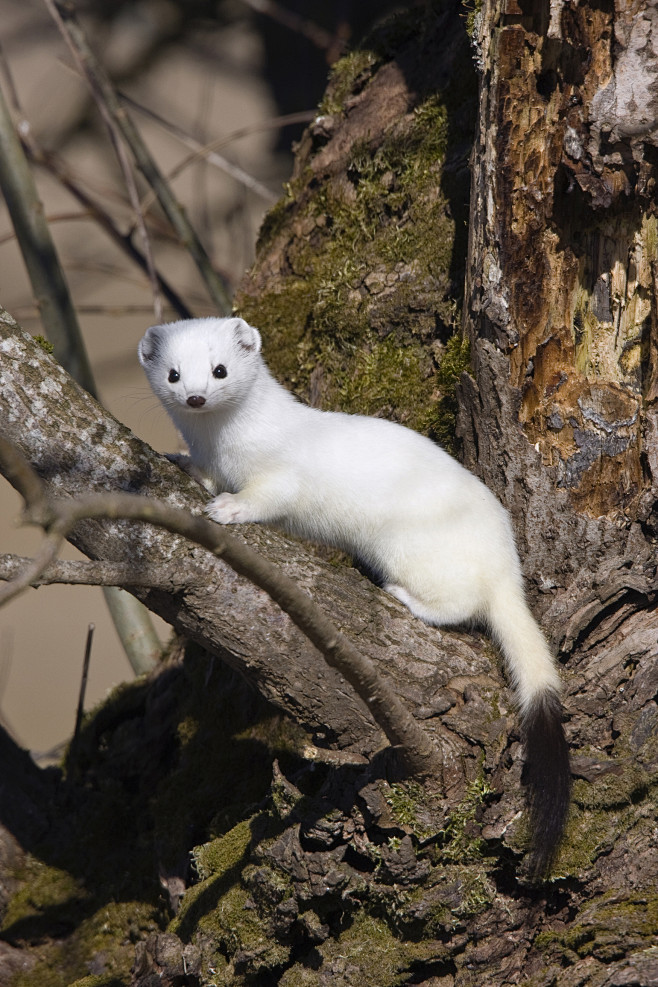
[{"xmin": 139, "ymin": 316, "xmax": 571, "ymax": 874}]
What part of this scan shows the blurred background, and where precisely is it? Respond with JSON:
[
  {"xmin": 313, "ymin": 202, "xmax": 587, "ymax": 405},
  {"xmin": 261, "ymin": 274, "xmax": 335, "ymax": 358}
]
[{"xmin": 0, "ymin": 0, "xmax": 400, "ymax": 757}]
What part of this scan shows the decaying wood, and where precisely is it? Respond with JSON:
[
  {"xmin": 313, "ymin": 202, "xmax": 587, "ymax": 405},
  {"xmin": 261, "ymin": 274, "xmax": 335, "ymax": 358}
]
[
  {"xmin": 452, "ymin": 0, "xmax": 658, "ymax": 980},
  {"xmin": 461, "ymin": 0, "xmax": 658, "ymax": 730}
]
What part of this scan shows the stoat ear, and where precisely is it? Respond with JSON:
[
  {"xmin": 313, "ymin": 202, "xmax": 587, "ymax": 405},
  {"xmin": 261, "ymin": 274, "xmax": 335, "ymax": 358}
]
[
  {"xmin": 229, "ymin": 318, "xmax": 262, "ymax": 354},
  {"xmin": 138, "ymin": 325, "xmax": 162, "ymax": 365}
]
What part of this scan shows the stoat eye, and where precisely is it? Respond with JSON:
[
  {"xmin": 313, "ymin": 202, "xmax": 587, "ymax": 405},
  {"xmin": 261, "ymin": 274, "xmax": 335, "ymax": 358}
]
[
  {"xmin": 213, "ymin": 364, "xmax": 227, "ymax": 379},
  {"xmin": 168, "ymin": 369, "xmax": 180, "ymax": 383}
]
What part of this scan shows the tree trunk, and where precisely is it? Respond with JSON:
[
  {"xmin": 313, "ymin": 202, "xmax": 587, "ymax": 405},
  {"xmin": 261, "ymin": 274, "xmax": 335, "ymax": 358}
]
[
  {"xmin": 1, "ymin": 2, "xmax": 657, "ymax": 985},
  {"xmin": 457, "ymin": 0, "xmax": 658, "ymax": 980}
]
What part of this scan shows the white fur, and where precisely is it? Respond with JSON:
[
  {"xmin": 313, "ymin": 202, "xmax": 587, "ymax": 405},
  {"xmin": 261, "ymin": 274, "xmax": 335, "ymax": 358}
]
[{"xmin": 138, "ymin": 316, "xmax": 560, "ymax": 713}]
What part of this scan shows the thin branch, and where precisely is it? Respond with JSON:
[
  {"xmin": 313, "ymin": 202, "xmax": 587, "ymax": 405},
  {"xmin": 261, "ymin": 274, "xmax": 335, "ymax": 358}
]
[
  {"xmin": 0, "ymin": 80, "xmax": 95, "ymax": 390},
  {"xmin": 41, "ymin": 3, "xmax": 162, "ymax": 323},
  {"xmin": 0, "ymin": 553, "xmax": 186, "ymax": 590},
  {"xmin": 25, "ymin": 139, "xmax": 192, "ymax": 319},
  {"xmin": 73, "ymin": 624, "xmax": 94, "ymax": 743},
  {"xmin": 0, "ymin": 47, "xmax": 164, "ymax": 674},
  {"xmin": 239, "ymin": 0, "xmax": 341, "ymax": 53},
  {"xmin": 0, "ymin": 531, "xmax": 65, "ymax": 608},
  {"xmin": 44, "ymin": 0, "xmax": 232, "ymax": 315},
  {"xmin": 133, "ymin": 108, "xmax": 316, "ymax": 217},
  {"xmin": 124, "ymin": 97, "xmax": 316, "ymax": 156},
  {"xmin": 120, "ymin": 100, "xmax": 286, "ymax": 204}
]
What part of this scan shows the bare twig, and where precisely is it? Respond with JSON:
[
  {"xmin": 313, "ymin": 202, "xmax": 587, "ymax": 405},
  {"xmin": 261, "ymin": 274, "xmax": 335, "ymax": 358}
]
[
  {"xmin": 25, "ymin": 139, "xmax": 192, "ymax": 319},
  {"xmin": 0, "ymin": 554, "xmax": 187, "ymax": 590},
  {"xmin": 0, "ymin": 438, "xmax": 441, "ymax": 780},
  {"xmin": 41, "ymin": 2, "xmax": 162, "ymax": 323},
  {"xmin": 0, "ymin": 81, "xmax": 95, "ymax": 390},
  {"xmin": 122, "ymin": 97, "xmax": 315, "ymax": 216},
  {"xmin": 67, "ymin": 623, "xmax": 94, "ymax": 785},
  {"xmin": 0, "ymin": 52, "xmax": 163, "ymax": 674},
  {"xmin": 239, "ymin": 0, "xmax": 343, "ymax": 54},
  {"xmin": 74, "ymin": 624, "xmax": 94, "ymax": 740},
  {"xmin": 124, "ymin": 103, "xmax": 283, "ymax": 204},
  {"xmin": 0, "ymin": 531, "xmax": 65, "ymax": 608},
  {"xmin": 44, "ymin": 0, "xmax": 232, "ymax": 315}
]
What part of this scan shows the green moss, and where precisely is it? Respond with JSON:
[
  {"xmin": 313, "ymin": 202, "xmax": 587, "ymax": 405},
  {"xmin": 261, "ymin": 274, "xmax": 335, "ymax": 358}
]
[
  {"xmin": 238, "ymin": 60, "xmax": 475, "ymax": 449},
  {"xmin": 174, "ymin": 877, "xmax": 289, "ymax": 979},
  {"xmin": 546, "ymin": 806, "xmax": 614, "ymax": 876},
  {"xmin": 385, "ymin": 783, "xmax": 422, "ymax": 829},
  {"xmin": 33, "ymin": 334, "xmax": 54, "ymax": 354},
  {"xmin": 6, "ymin": 891, "xmax": 157, "ymax": 987},
  {"xmin": 452, "ymin": 869, "xmax": 495, "ymax": 917},
  {"xmin": 280, "ymin": 910, "xmax": 448, "ymax": 987},
  {"xmin": 333, "ymin": 337, "xmax": 433, "ymax": 429},
  {"xmin": 535, "ymin": 923, "xmax": 596, "ymax": 960},
  {"xmin": 438, "ymin": 777, "xmax": 493, "ymax": 863},
  {"xmin": 68, "ymin": 978, "xmax": 124, "ymax": 987},
  {"xmin": 319, "ymin": 50, "xmax": 380, "ymax": 116},
  {"xmin": 192, "ymin": 819, "xmax": 253, "ymax": 882},
  {"xmin": 462, "ymin": 0, "xmax": 483, "ymax": 38},
  {"xmin": 150, "ymin": 651, "xmax": 306, "ymax": 860},
  {"xmin": 535, "ymin": 895, "xmax": 658, "ymax": 964},
  {"xmin": 572, "ymin": 765, "xmax": 650, "ymax": 810},
  {"xmin": 2, "ymin": 859, "xmax": 84, "ymax": 932},
  {"xmin": 3, "ymin": 651, "xmax": 307, "ymax": 986},
  {"xmin": 384, "ymin": 781, "xmax": 439, "ymax": 840},
  {"xmin": 433, "ymin": 333, "xmax": 472, "ymax": 451}
]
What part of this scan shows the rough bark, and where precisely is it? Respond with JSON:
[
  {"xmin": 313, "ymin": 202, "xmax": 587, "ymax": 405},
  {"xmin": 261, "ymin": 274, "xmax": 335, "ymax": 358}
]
[{"xmin": 456, "ymin": 0, "xmax": 658, "ymax": 981}]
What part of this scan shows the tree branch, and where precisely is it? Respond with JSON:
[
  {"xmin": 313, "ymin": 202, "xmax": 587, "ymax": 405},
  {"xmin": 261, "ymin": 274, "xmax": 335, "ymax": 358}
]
[
  {"xmin": 0, "ymin": 533, "xmax": 64, "ymax": 608},
  {"xmin": 0, "ymin": 553, "xmax": 187, "ymax": 590},
  {"xmin": 0, "ymin": 427, "xmax": 442, "ymax": 778},
  {"xmin": 0, "ymin": 310, "xmax": 495, "ymax": 791}
]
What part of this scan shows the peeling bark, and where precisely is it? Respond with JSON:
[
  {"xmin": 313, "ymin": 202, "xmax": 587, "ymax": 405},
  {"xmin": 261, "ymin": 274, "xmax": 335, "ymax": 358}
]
[{"xmin": 465, "ymin": 0, "xmax": 658, "ymax": 532}]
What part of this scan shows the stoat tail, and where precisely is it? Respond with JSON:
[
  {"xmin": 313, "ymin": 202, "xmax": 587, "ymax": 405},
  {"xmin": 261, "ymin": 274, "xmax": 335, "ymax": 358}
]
[{"xmin": 487, "ymin": 588, "xmax": 571, "ymax": 878}]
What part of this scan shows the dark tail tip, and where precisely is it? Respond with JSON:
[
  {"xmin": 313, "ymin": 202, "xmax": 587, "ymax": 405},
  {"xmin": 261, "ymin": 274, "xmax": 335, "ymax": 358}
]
[{"xmin": 520, "ymin": 688, "xmax": 571, "ymax": 881}]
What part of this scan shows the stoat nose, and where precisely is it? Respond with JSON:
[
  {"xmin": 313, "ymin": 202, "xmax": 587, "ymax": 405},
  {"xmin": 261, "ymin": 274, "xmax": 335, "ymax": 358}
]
[{"xmin": 187, "ymin": 395, "xmax": 206, "ymax": 408}]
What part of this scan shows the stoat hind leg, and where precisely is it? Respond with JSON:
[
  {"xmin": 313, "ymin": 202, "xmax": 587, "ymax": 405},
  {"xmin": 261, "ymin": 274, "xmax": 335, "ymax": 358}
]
[{"xmin": 383, "ymin": 582, "xmax": 468, "ymax": 626}]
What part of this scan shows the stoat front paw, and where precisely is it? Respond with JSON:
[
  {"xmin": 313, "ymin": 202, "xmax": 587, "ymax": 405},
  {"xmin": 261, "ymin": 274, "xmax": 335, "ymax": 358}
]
[{"xmin": 205, "ymin": 493, "xmax": 252, "ymax": 524}]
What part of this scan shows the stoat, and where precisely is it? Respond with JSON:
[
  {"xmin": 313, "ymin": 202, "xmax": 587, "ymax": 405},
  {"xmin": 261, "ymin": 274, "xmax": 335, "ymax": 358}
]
[{"xmin": 139, "ymin": 315, "xmax": 571, "ymax": 875}]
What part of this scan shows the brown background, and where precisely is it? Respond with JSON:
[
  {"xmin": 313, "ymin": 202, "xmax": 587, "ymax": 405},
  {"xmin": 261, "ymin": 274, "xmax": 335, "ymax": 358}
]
[{"xmin": 0, "ymin": 0, "xmax": 293, "ymax": 754}]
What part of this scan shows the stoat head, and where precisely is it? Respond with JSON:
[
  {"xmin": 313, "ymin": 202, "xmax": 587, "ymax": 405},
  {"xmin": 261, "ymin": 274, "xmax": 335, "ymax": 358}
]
[{"xmin": 138, "ymin": 317, "xmax": 263, "ymax": 417}]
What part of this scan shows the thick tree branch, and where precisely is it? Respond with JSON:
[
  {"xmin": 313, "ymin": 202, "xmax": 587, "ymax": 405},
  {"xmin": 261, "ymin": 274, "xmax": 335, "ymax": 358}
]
[
  {"xmin": 0, "ymin": 440, "xmax": 442, "ymax": 777},
  {"xmin": 0, "ymin": 311, "xmax": 493, "ymax": 792}
]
